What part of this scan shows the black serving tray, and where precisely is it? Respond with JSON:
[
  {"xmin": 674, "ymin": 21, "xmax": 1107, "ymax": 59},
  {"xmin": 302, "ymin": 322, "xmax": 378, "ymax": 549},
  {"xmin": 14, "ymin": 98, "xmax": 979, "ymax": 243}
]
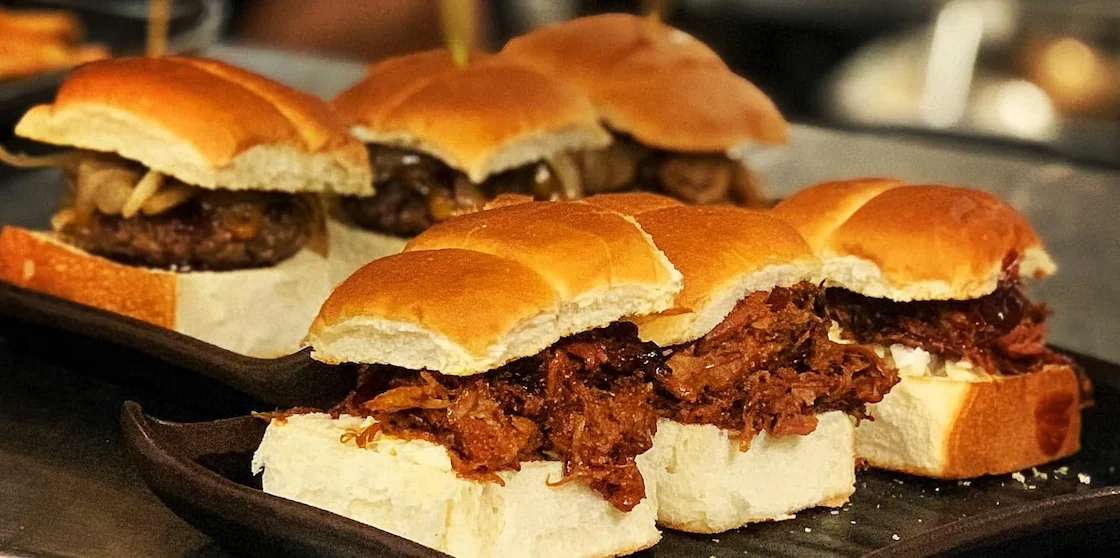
[
  {"xmin": 0, "ymin": 281, "xmax": 355, "ymax": 407},
  {"xmin": 122, "ymin": 350, "xmax": 1120, "ymax": 558}
]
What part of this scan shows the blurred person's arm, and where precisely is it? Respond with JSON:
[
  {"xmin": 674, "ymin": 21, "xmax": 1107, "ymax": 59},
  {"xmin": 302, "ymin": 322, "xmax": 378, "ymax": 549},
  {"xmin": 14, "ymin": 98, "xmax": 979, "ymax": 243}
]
[{"xmin": 235, "ymin": 0, "xmax": 492, "ymax": 61}]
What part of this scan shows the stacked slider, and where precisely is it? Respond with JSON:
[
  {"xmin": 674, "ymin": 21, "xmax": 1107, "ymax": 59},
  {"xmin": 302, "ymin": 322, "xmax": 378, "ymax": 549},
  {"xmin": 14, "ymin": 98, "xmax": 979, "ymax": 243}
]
[
  {"xmin": 326, "ymin": 49, "xmax": 612, "ymax": 274},
  {"xmin": 773, "ymin": 179, "xmax": 1085, "ymax": 477},
  {"xmin": 253, "ymin": 200, "xmax": 682, "ymax": 557},
  {"xmin": 0, "ymin": 57, "xmax": 372, "ymax": 357},
  {"xmin": 584, "ymin": 193, "xmax": 898, "ymax": 533},
  {"xmin": 503, "ymin": 13, "xmax": 787, "ymax": 207}
]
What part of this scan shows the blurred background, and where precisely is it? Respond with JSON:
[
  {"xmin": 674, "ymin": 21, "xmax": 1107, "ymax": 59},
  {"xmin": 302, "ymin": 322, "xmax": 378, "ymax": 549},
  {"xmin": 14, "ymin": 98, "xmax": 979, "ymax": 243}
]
[{"xmin": 2, "ymin": 0, "xmax": 1118, "ymax": 165}]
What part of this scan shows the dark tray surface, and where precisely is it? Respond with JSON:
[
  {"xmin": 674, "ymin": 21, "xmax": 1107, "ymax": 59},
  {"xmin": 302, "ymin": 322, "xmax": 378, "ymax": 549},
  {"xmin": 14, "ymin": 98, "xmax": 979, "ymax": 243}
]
[{"xmin": 120, "ymin": 350, "xmax": 1120, "ymax": 558}]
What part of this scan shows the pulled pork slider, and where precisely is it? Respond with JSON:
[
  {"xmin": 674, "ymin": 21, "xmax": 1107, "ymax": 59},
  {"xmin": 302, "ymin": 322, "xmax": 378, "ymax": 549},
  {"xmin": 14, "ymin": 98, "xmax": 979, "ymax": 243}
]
[
  {"xmin": 253, "ymin": 201, "xmax": 683, "ymax": 558},
  {"xmin": 0, "ymin": 57, "xmax": 371, "ymax": 357},
  {"xmin": 328, "ymin": 49, "xmax": 611, "ymax": 255},
  {"xmin": 773, "ymin": 180, "xmax": 1084, "ymax": 478},
  {"xmin": 584, "ymin": 193, "xmax": 897, "ymax": 534},
  {"xmin": 502, "ymin": 13, "xmax": 787, "ymax": 207}
]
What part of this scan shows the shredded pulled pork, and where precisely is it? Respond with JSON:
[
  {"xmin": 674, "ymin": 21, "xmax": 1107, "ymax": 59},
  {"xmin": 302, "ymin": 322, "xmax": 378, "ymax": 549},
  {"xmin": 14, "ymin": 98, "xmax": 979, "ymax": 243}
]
[
  {"xmin": 825, "ymin": 268, "xmax": 1072, "ymax": 376},
  {"xmin": 330, "ymin": 322, "xmax": 665, "ymax": 512},
  {"xmin": 657, "ymin": 282, "xmax": 898, "ymax": 446}
]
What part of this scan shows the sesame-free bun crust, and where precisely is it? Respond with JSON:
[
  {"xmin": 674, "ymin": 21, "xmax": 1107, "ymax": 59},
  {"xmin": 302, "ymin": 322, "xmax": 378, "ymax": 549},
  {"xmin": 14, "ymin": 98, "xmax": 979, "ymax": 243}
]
[
  {"xmin": 772, "ymin": 181, "xmax": 1056, "ymax": 301},
  {"xmin": 501, "ymin": 14, "xmax": 787, "ymax": 153},
  {"xmin": 333, "ymin": 50, "xmax": 610, "ymax": 183},
  {"xmin": 582, "ymin": 192, "xmax": 683, "ymax": 216},
  {"xmin": 15, "ymin": 57, "xmax": 371, "ymax": 196},
  {"xmin": 309, "ymin": 201, "xmax": 682, "ymax": 374},
  {"xmin": 0, "ymin": 227, "xmax": 331, "ymax": 358},
  {"xmin": 585, "ymin": 195, "xmax": 817, "ymax": 346},
  {"xmin": 855, "ymin": 364, "xmax": 1082, "ymax": 478}
]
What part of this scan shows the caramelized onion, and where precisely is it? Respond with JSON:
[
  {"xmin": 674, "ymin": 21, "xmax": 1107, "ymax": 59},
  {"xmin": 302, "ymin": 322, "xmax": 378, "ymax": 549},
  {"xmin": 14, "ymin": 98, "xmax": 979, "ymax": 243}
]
[
  {"xmin": 139, "ymin": 183, "xmax": 196, "ymax": 216},
  {"xmin": 0, "ymin": 144, "xmax": 78, "ymax": 168},
  {"xmin": 547, "ymin": 153, "xmax": 583, "ymax": 200},
  {"xmin": 121, "ymin": 169, "xmax": 164, "ymax": 218}
]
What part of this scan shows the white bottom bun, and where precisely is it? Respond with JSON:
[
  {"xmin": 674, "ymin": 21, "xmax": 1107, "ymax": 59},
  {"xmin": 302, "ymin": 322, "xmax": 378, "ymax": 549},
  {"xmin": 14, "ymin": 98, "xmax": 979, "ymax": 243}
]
[
  {"xmin": 326, "ymin": 220, "xmax": 408, "ymax": 286},
  {"xmin": 642, "ymin": 412, "xmax": 855, "ymax": 534},
  {"xmin": 855, "ymin": 362, "xmax": 1082, "ymax": 478},
  {"xmin": 252, "ymin": 413, "xmax": 661, "ymax": 558},
  {"xmin": 0, "ymin": 227, "xmax": 330, "ymax": 358}
]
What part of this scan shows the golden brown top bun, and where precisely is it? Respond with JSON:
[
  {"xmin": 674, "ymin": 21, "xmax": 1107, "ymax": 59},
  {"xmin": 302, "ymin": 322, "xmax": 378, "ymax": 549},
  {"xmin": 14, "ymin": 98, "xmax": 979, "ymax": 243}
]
[
  {"xmin": 308, "ymin": 200, "xmax": 683, "ymax": 374},
  {"xmin": 0, "ymin": 7, "xmax": 83, "ymax": 42},
  {"xmin": 0, "ymin": 8, "xmax": 109, "ymax": 80},
  {"xmin": 772, "ymin": 180, "xmax": 1055, "ymax": 301},
  {"xmin": 586, "ymin": 194, "xmax": 817, "ymax": 345},
  {"xmin": 15, "ymin": 57, "xmax": 371, "ymax": 196},
  {"xmin": 332, "ymin": 49, "xmax": 610, "ymax": 183},
  {"xmin": 582, "ymin": 191, "xmax": 683, "ymax": 216},
  {"xmin": 501, "ymin": 14, "xmax": 787, "ymax": 153}
]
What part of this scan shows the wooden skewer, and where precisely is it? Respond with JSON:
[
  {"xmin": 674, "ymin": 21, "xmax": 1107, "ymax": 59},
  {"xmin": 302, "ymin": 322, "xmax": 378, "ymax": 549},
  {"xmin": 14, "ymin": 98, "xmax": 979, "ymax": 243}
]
[
  {"xmin": 147, "ymin": 0, "xmax": 170, "ymax": 57},
  {"xmin": 439, "ymin": 0, "xmax": 473, "ymax": 67},
  {"xmin": 642, "ymin": 0, "xmax": 671, "ymax": 22}
]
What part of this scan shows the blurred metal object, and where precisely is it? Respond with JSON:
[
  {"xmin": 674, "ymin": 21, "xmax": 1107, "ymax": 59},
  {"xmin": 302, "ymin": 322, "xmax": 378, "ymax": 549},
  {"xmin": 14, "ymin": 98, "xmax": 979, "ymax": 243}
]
[
  {"xmin": 825, "ymin": 0, "xmax": 1119, "ymax": 164},
  {"xmin": 921, "ymin": 0, "xmax": 985, "ymax": 128}
]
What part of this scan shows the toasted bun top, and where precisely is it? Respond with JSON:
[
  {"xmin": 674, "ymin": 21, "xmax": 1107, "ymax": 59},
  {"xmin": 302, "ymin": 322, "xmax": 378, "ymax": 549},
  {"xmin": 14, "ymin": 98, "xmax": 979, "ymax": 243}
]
[
  {"xmin": 308, "ymin": 200, "xmax": 682, "ymax": 374},
  {"xmin": 501, "ymin": 14, "xmax": 787, "ymax": 153},
  {"xmin": 772, "ymin": 180, "xmax": 1055, "ymax": 301},
  {"xmin": 332, "ymin": 50, "xmax": 610, "ymax": 183},
  {"xmin": 15, "ymin": 57, "xmax": 371, "ymax": 196},
  {"xmin": 586, "ymin": 195, "xmax": 816, "ymax": 345},
  {"xmin": 405, "ymin": 200, "xmax": 681, "ymax": 301},
  {"xmin": 582, "ymin": 191, "xmax": 683, "ymax": 216}
]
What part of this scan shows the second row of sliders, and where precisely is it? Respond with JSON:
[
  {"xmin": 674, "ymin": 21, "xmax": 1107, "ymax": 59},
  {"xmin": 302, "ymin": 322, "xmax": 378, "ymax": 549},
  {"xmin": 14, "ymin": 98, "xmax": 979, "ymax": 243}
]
[
  {"xmin": 256, "ymin": 186, "xmax": 1083, "ymax": 557},
  {"xmin": 0, "ymin": 13, "xmax": 786, "ymax": 358}
]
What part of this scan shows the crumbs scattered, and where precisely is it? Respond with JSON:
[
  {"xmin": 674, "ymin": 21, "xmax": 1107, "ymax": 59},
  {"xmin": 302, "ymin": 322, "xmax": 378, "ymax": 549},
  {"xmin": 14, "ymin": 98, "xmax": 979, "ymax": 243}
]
[
  {"xmin": 805, "ymin": 527, "xmax": 812, "ymax": 533},
  {"xmin": 1011, "ymin": 472, "xmax": 1027, "ymax": 484},
  {"xmin": 958, "ymin": 480, "xmax": 972, "ymax": 486},
  {"xmin": 1056, "ymin": 466, "xmax": 1070, "ymax": 477},
  {"xmin": 918, "ymin": 518, "xmax": 923, "ymax": 523},
  {"xmin": 1031, "ymin": 468, "xmax": 1049, "ymax": 481},
  {"xmin": 893, "ymin": 478, "xmax": 905, "ymax": 485},
  {"xmin": 1079, "ymin": 473, "xmax": 1092, "ymax": 485},
  {"xmin": 712, "ymin": 538, "xmax": 719, "ymax": 543},
  {"xmin": 892, "ymin": 534, "xmax": 900, "ymax": 541},
  {"xmin": 830, "ymin": 510, "xmax": 840, "ymax": 515},
  {"xmin": 851, "ymin": 520, "xmax": 857, "ymax": 525}
]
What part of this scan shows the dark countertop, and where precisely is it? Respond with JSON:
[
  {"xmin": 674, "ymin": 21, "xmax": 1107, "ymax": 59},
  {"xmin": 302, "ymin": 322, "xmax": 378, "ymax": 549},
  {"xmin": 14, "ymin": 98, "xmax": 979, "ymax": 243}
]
[{"xmin": 0, "ymin": 45, "xmax": 1118, "ymax": 558}]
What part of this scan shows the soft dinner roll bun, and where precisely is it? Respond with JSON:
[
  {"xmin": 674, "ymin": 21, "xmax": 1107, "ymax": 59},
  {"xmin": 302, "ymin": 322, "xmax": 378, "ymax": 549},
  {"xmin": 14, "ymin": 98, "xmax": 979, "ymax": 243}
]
[
  {"xmin": 772, "ymin": 181, "xmax": 1056, "ymax": 301},
  {"xmin": 501, "ymin": 14, "xmax": 787, "ymax": 154},
  {"xmin": 642, "ymin": 413, "xmax": 855, "ymax": 533},
  {"xmin": 308, "ymin": 203, "xmax": 682, "ymax": 373},
  {"xmin": 15, "ymin": 57, "xmax": 371, "ymax": 196},
  {"xmin": 585, "ymin": 195, "xmax": 817, "ymax": 346},
  {"xmin": 332, "ymin": 49, "xmax": 611, "ymax": 183},
  {"xmin": 0, "ymin": 227, "xmax": 329, "ymax": 358},
  {"xmin": 853, "ymin": 354, "xmax": 1081, "ymax": 478},
  {"xmin": 582, "ymin": 191, "xmax": 683, "ymax": 216},
  {"xmin": 324, "ymin": 220, "xmax": 407, "ymax": 286},
  {"xmin": 582, "ymin": 194, "xmax": 849, "ymax": 532},
  {"xmin": 252, "ymin": 413, "xmax": 660, "ymax": 558}
]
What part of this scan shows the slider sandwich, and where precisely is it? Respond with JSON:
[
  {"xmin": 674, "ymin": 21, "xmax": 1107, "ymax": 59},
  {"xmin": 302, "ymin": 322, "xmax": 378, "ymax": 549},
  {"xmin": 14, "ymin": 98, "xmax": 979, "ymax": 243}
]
[
  {"xmin": 0, "ymin": 57, "xmax": 372, "ymax": 357},
  {"xmin": 253, "ymin": 201, "xmax": 683, "ymax": 557},
  {"xmin": 502, "ymin": 13, "xmax": 787, "ymax": 207},
  {"xmin": 773, "ymin": 180, "xmax": 1085, "ymax": 478},
  {"xmin": 325, "ymin": 49, "xmax": 611, "ymax": 278},
  {"xmin": 584, "ymin": 193, "xmax": 898, "ymax": 533}
]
